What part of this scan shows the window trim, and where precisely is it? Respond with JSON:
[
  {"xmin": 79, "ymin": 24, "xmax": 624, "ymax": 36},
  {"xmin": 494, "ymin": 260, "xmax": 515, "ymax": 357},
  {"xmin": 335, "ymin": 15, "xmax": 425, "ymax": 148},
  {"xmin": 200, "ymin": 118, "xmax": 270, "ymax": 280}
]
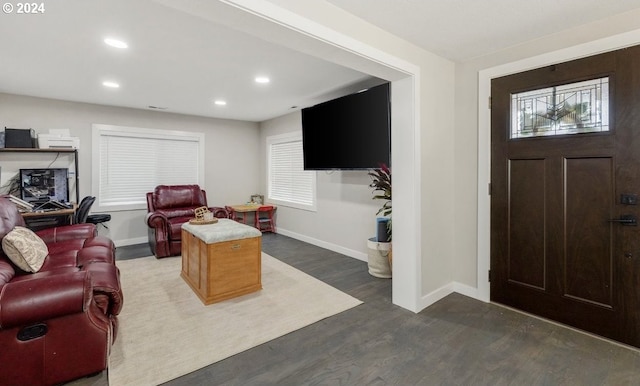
[
  {"xmin": 266, "ymin": 131, "xmax": 316, "ymax": 212},
  {"xmin": 91, "ymin": 124, "xmax": 205, "ymax": 212}
]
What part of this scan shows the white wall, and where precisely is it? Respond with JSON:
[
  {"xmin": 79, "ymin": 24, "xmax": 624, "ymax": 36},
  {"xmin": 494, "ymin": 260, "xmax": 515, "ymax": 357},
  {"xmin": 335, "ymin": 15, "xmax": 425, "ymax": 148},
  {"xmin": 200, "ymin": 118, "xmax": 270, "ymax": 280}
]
[
  {"xmin": 224, "ymin": 0, "xmax": 456, "ymax": 310},
  {"xmin": 0, "ymin": 93, "xmax": 260, "ymax": 246},
  {"xmin": 2, "ymin": 0, "xmax": 460, "ymax": 312},
  {"xmin": 453, "ymin": 10, "xmax": 640, "ymax": 299},
  {"xmin": 259, "ymin": 111, "xmax": 382, "ymax": 260}
]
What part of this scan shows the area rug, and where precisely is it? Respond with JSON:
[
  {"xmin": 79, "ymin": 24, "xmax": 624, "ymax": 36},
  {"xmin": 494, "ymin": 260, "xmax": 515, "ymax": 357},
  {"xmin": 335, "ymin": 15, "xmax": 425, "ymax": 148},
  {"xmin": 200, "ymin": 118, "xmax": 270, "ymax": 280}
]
[{"xmin": 108, "ymin": 253, "xmax": 362, "ymax": 386}]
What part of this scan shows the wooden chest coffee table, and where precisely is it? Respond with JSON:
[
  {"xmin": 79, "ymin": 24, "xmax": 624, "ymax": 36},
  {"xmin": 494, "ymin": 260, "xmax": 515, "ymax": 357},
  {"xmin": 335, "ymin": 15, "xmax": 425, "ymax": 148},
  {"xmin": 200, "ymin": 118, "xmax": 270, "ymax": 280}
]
[{"xmin": 181, "ymin": 218, "xmax": 262, "ymax": 305}]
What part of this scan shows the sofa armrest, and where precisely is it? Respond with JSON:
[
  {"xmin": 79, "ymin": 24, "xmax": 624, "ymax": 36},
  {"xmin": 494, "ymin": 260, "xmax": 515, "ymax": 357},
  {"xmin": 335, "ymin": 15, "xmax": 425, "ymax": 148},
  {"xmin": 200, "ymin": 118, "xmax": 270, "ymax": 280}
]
[
  {"xmin": 0, "ymin": 271, "xmax": 89, "ymax": 329},
  {"xmin": 146, "ymin": 211, "xmax": 169, "ymax": 230},
  {"xmin": 83, "ymin": 262, "xmax": 124, "ymax": 316},
  {"xmin": 37, "ymin": 224, "xmax": 97, "ymax": 244},
  {"xmin": 145, "ymin": 212, "xmax": 172, "ymax": 258}
]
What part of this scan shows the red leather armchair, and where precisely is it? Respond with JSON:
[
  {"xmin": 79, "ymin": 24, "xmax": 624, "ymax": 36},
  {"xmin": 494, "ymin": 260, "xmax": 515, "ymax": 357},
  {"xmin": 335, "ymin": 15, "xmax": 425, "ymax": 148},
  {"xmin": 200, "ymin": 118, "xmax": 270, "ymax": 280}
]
[
  {"xmin": 0, "ymin": 197, "xmax": 122, "ymax": 386},
  {"xmin": 145, "ymin": 185, "xmax": 228, "ymax": 258}
]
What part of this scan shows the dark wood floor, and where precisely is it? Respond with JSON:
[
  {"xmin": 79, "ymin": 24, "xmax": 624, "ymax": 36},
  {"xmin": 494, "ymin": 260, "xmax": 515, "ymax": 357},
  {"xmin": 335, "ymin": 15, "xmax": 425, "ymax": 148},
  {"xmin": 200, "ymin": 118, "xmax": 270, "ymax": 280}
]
[{"xmin": 75, "ymin": 233, "xmax": 640, "ymax": 386}]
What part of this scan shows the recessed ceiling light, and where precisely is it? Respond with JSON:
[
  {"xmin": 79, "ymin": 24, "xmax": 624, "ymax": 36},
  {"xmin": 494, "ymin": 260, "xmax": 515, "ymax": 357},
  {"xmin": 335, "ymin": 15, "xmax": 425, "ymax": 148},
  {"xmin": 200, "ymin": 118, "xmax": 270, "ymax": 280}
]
[
  {"xmin": 104, "ymin": 38, "xmax": 128, "ymax": 49},
  {"xmin": 255, "ymin": 76, "xmax": 270, "ymax": 84},
  {"xmin": 102, "ymin": 81, "xmax": 120, "ymax": 88},
  {"xmin": 214, "ymin": 100, "xmax": 227, "ymax": 106}
]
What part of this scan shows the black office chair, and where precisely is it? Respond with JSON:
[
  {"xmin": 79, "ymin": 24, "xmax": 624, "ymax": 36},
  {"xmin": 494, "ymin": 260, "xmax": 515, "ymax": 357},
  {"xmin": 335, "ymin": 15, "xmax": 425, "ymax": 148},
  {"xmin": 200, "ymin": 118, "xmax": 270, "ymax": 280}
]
[
  {"xmin": 75, "ymin": 195, "xmax": 112, "ymax": 229},
  {"xmin": 75, "ymin": 196, "xmax": 96, "ymax": 224},
  {"xmin": 86, "ymin": 213, "xmax": 111, "ymax": 229}
]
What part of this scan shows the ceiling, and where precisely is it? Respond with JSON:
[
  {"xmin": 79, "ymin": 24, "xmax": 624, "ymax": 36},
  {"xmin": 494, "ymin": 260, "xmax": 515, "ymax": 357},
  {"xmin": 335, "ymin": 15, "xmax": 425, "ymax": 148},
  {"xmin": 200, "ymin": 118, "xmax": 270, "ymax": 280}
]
[
  {"xmin": 326, "ymin": 0, "xmax": 640, "ymax": 62},
  {"xmin": 2, "ymin": 0, "xmax": 640, "ymax": 122}
]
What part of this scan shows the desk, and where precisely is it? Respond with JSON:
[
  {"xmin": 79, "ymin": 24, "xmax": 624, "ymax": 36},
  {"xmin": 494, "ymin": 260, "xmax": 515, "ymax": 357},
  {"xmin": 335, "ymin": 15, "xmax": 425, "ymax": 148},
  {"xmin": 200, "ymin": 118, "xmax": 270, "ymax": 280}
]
[
  {"xmin": 228, "ymin": 204, "xmax": 276, "ymax": 228},
  {"xmin": 230, "ymin": 204, "xmax": 268, "ymax": 212},
  {"xmin": 21, "ymin": 205, "xmax": 77, "ymax": 230}
]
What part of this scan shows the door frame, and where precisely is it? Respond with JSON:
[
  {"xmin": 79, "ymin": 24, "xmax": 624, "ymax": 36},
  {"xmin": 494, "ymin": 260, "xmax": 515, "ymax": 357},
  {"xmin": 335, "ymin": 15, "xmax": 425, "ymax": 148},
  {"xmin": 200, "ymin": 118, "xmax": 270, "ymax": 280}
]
[
  {"xmin": 477, "ymin": 29, "xmax": 640, "ymax": 302},
  {"xmin": 219, "ymin": 0, "xmax": 424, "ymax": 311}
]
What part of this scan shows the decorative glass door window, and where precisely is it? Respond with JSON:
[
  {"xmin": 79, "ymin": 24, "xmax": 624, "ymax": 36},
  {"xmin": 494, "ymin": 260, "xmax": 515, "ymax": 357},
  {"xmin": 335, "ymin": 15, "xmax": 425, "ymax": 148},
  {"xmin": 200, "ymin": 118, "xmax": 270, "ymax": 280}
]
[{"xmin": 510, "ymin": 77, "xmax": 609, "ymax": 138}]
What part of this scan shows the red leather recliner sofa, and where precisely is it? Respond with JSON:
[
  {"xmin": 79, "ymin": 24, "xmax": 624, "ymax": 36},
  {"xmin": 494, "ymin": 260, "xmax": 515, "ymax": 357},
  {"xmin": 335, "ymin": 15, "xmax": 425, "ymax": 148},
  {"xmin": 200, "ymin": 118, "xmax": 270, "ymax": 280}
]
[
  {"xmin": 0, "ymin": 196, "xmax": 123, "ymax": 386},
  {"xmin": 145, "ymin": 184, "xmax": 228, "ymax": 258}
]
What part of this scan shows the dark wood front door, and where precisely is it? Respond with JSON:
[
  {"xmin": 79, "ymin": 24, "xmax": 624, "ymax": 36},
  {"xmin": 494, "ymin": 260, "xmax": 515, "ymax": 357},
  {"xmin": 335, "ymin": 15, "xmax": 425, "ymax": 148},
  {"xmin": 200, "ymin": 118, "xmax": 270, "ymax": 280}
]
[{"xmin": 490, "ymin": 46, "xmax": 640, "ymax": 347}]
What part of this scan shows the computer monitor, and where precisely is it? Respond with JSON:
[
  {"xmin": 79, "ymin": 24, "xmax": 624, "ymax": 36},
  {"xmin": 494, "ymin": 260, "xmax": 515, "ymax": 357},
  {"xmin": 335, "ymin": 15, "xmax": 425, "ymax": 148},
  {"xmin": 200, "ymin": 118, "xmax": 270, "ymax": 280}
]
[{"xmin": 19, "ymin": 168, "xmax": 69, "ymax": 204}]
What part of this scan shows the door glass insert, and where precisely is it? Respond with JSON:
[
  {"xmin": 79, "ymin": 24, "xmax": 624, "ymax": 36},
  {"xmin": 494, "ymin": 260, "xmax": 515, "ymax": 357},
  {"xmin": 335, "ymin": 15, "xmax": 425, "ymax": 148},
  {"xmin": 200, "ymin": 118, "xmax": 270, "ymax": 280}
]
[{"xmin": 511, "ymin": 77, "xmax": 609, "ymax": 138}]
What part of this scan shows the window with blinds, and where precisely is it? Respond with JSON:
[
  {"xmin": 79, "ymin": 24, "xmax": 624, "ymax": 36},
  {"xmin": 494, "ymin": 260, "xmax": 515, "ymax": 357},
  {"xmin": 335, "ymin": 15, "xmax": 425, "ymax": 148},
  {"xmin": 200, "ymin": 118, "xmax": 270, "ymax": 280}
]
[
  {"xmin": 92, "ymin": 124, "xmax": 204, "ymax": 211},
  {"xmin": 267, "ymin": 132, "xmax": 316, "ymax": 211}
]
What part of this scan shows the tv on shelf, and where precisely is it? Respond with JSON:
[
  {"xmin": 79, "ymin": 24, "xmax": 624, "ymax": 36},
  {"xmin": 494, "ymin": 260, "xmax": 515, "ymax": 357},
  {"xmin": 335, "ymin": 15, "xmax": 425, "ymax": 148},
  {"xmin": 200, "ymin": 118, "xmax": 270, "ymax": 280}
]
[
  {"xmin": 20, "ymin": 168, "xmax": 69, "ymax": 204},
  {"xmin": 301, "ymin": 82, "xmax": 391, "ymax": 170}
]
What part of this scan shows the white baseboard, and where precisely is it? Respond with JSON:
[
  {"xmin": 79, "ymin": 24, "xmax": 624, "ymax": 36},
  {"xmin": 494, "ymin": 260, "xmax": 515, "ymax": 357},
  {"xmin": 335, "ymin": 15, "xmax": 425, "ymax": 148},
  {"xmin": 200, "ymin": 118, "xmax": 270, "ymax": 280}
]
[
  {"xmin": 417, "ymin": 282, "xmax": 455, "ymax": 311},
  {"xmin": 114, "ymin": 228, "xmax": 488, "ymax": 311},
  {"xmin": 416, "ymin": 281, "xmax": 486, "ymax": 312},
  {"xmin": 274, "ymin": 228, "xmax": 491, "ymax": 311},
  {"xmin": 453, "ymin": 282, "xmax": 482, "ymax": 301},
  {"xmin": 114, "ymin": 229, "xmax": 370, "ymax": 259},
  {"xmin": 114, "ymin": 236, "xmax": 147, "ymax": 247},
  {"xmin": 276, "ymin": 227, "xmax": 368, "ymax": 262}
]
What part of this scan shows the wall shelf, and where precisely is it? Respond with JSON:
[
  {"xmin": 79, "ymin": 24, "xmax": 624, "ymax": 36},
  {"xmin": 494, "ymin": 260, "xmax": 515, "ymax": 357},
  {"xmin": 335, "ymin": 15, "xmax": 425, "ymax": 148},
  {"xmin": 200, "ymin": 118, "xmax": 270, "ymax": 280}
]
[{"xmin": 0, "ymin": 148, "xmax": 80, "ymax": 202}]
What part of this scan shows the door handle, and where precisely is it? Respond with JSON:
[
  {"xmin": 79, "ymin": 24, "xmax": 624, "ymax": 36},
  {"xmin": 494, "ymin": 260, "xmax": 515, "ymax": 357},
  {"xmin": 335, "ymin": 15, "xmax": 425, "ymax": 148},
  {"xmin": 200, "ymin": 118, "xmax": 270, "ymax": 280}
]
[{"xmin": 608, "ymin": 214, "xmax": 638, "ymax": 226}]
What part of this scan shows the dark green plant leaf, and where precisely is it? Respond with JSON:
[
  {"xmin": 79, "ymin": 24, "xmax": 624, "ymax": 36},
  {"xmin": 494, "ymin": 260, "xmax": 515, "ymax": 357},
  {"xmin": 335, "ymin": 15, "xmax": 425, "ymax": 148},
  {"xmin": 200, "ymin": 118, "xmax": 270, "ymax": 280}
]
[{"xmin": 369, "ymin": 163, "xmax": 392, "ymax": 238}]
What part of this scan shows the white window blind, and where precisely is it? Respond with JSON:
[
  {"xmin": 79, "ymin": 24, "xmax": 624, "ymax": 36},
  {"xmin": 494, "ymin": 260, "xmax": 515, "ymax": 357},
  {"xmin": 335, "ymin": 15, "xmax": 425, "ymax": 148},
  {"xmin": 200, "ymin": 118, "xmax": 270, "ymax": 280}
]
[
  {"xmin": 267, "ymin": 133, "xmax": 316, "ymax": 211},
  {"xmin": 92, "ymin": 124, "xmax": 204, "ymax": 211}
]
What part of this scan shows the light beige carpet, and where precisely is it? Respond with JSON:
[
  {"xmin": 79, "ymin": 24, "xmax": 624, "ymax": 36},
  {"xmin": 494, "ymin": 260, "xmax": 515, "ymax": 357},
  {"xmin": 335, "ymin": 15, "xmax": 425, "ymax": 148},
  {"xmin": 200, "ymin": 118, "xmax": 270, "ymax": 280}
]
[{"xmin": 108, "ymin": 253, "xmax": 362, "ymax": 386}]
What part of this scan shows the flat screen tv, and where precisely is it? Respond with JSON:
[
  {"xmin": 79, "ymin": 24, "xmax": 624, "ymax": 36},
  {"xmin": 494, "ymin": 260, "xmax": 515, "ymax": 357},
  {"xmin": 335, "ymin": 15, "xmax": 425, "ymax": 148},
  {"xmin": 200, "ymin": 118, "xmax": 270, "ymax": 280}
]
[
  {"xmin": 20, "ymin": 168, "xmax": 69, "ymax": 204},
  {"xmin": 301, "ymin": 82, "xmax": 391, "ymax": 170}
]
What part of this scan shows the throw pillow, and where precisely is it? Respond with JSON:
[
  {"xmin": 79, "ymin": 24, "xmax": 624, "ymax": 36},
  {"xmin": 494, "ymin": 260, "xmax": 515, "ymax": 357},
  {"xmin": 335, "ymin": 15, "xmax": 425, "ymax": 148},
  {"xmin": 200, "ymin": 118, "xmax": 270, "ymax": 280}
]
[{"xmin": 1, "ymin": 226, "xmax": 48, "ymax": 273}]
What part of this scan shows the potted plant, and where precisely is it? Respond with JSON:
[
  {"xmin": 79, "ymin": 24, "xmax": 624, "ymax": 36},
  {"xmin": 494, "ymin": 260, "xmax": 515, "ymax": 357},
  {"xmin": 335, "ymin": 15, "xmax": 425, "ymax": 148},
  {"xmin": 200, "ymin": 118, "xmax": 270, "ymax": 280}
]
[{"xmin": 367, "ymin": 164, "xmax": 392, "ymax": 278}]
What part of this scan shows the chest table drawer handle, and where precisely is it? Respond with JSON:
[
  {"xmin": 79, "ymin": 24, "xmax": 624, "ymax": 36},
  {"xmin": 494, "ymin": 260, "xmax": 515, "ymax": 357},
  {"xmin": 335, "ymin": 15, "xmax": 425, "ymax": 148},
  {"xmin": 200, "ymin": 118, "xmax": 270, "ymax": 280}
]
[{"xmin": 231, "ymin": 244, "xmax": 241, "ymax": 250}]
